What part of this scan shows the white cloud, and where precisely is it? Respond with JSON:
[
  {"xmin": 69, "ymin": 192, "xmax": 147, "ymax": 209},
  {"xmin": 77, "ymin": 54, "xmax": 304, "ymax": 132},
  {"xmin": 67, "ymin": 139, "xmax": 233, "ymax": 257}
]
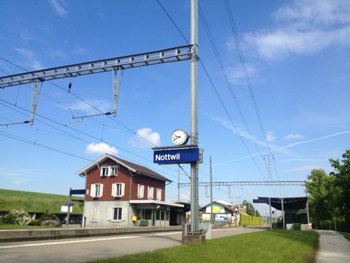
[
  {"xmin": 128, "ymin": 128, "xmax": 160, "ymax": 148},
  {"xmin": 64, "ymin": 99, "xmax": 111, "ymax": 115},
  {"xmin": 283, "ymin": 133, "xmax": 305, "ymax": 140},
  {"xmin": 227, "ymin": 64, "xmax": 259, "ymax": 85},
  {"xmin": 265, "ymin": 131, "xmax": 275, "ymax": 142},
  {"xmin": 86, "ymin": 142, "xmax": 118, "ymax": 155},
  {"xmin": 72, "ymin": 47, "xmax": 88, "ymax": 55},
  {"xmin": 15, "ymin": 47, "xmax": 35, "ymax": 58},
  {"xmin": 0, "ymin": 168, "xmax": 37, "ymax": 184},
  {"xmin": 243, "ymin": 0, "xmax": 350, "ymax": 60},
  {"xmin": 15, "ymin": 47, "xmax": 44, "ymax": 70},
  {"xmin": 274, "ymin": 130, "xmax": 350, "ymax": 152},
  {"xmin": 50, "ymin": 0, "xmax": 67, "ymax": 17}
]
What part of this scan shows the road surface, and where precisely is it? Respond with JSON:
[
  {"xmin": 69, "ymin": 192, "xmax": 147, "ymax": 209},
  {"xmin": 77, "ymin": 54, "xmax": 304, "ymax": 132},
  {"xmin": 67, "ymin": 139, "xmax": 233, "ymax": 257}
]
[{"xmin": 0, "ymin": 227, "xmax": 265, "ymax": 263}]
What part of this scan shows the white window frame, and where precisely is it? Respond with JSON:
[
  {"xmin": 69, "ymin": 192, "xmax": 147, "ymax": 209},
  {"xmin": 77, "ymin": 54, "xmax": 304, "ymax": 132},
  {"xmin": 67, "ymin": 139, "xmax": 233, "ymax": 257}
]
[
  {"xmin": 100, "ymin": 166, "xmax": 109, "ymax": 177},
  {"xmin": 147, "ymin": 186, "xmax": 154, "ymax": 199},
  {"xmin": 91, "ymin": 207, "xmax": 99, "ymax": 222},
  {"xmin": 90, "ymin": 183, "xmax": 103, "ymax": 198},
  {"xmin": 112, "ymin": 183, "xmax": 125, "ymax": 198},
  {"xmin": 100, "ymin": 165, "xmax": 118, "ymax": 177},
  {"xmin": 156, "ymin": 188, "xmax": 162, "ymax": 200},
  {"xmin": 109, "ymin": 166, "xmax": 118, "ymax": 176},
  {"xmin": 107, "ymin": 206, "xmax": 126, "ymax": 222},
  {"xmin": 137, "ymin": 184, "xmax": 144, "ymax": 198}
]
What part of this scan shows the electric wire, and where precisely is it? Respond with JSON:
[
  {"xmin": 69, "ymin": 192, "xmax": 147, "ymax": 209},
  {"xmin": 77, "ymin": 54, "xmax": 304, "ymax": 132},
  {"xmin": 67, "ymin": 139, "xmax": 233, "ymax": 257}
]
[
  {"xmin": 0, "ymin": 99, "xmax": 182, "ymax": 181},
  {"xmin": 224, "ymin": 0, "xmax": 285, "ymax": 196},
  {"xmin": 157, "ymin": 0, "xmax": 268, "ymax": 181}
]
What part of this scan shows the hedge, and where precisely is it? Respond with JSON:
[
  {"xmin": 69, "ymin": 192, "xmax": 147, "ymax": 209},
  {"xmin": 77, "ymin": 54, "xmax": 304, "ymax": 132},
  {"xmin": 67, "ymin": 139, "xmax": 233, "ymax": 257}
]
[{"xmin": 239, "ymin": 214, "xmax": 264, "ymax": 226}]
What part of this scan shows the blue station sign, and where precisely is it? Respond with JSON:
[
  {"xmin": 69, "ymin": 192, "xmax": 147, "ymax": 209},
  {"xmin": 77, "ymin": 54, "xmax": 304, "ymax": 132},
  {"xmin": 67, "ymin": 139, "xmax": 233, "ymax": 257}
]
[{"xmin": 153, "ymin": 148, "xmax": 200, "ymax": 164}]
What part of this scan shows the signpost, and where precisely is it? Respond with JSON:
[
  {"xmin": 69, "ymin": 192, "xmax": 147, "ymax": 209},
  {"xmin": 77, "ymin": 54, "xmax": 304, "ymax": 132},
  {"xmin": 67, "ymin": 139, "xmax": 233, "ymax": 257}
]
[{"xmin": 153, "ymin": 148, "xmax": 201, "ymax": 164}]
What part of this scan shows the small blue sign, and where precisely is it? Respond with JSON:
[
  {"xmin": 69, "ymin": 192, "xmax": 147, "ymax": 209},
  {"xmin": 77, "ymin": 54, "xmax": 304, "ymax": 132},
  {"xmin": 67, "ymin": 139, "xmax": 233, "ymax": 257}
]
[
  {"xmin": 65, "ymin": 203, "xmax": 74, "ymax": 207},
  {"xmin": 153, "ymin": 148, "xmax": 199, "ymax": 164}
]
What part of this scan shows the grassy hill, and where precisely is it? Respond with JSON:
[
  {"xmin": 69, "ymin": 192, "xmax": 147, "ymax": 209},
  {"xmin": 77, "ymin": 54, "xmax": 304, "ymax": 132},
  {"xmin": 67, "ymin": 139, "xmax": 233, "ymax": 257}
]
[{"xmin": 0, "ymin": 189, "xmax": 83, "ymax": 214}]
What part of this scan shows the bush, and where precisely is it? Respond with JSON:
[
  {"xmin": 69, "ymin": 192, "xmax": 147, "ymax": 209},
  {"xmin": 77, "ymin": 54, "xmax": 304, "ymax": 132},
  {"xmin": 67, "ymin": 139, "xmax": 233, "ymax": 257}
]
[
  {"xmin": 39, "ymin": 210, "xmax": 58, "ymax": 221},
  {"xmin": 0, "ymin": 209, "xmax": 31, "ymax": 225},
  {"xmin": 0, "ymin": 212, "xmax": 15, "ymax": 224}
]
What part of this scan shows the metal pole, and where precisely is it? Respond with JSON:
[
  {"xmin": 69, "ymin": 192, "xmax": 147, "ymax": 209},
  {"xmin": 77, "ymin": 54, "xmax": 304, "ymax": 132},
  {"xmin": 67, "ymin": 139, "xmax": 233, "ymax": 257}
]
[
  {"xmin": 281, "ymin": 198, "xmax": 285, "ymax": 230},
  {"xmin": 269, "ymin": 197, "xmax": 272, "ymax": 229},
  {"xmin": 66, "ymin": 187, "xmax": 72, "ymax": 227},
  {"xmin": 190, "ymin": 0, "xmax": 198, "ymax": 233},
  {"xmin": 305, "ymin": 185, "xmax": 310, "ymax": 226},
  {"xmin": 210, "ymin": 156, "xmax": 213, "ymax": 224},
  {"xmin": 178, "ymin": 165, "xmax": 180, "ymax": 201}
]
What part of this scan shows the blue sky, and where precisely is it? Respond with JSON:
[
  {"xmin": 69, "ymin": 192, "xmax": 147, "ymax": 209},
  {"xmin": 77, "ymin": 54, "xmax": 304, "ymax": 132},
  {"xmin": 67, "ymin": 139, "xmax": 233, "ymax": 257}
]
[{"xmin": 1, "ymin": 0, "xmax": 349, "ymax": 214}]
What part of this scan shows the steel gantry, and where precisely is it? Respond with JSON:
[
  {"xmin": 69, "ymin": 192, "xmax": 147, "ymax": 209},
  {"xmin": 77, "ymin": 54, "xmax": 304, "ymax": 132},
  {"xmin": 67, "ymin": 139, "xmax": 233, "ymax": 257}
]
[
  {"xmin": 178, "ymin": 180, "xmax": 306, "ymax": 187},
  {"xmin": 0, "ymin": 45, "xmax": 193, "ymax": 124}
]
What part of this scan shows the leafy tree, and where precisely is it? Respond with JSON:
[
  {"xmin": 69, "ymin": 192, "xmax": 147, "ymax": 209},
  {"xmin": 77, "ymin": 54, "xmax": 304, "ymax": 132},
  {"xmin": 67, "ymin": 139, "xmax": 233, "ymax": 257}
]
[
  {"xmin": 242, "ymin": 200, "xmax": 261, "ymax": 217},
  {"xmin": 306, "ymin": 169, "xmax": 339, "ymax": 226},
  {"xmin": 329, "ymin": 150, "xmax": 350, "ymax": 220}
]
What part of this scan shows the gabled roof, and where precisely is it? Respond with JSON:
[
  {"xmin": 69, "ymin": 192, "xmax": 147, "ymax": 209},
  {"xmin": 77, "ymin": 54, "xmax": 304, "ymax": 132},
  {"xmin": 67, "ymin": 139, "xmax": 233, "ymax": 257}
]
[
  {"xmin": 76, "ymin": 153, "xmax": 172, "ymax": 182},
  {"xmin": 199, "ymin": 200, "xmax": 235, "ymax": 213}
]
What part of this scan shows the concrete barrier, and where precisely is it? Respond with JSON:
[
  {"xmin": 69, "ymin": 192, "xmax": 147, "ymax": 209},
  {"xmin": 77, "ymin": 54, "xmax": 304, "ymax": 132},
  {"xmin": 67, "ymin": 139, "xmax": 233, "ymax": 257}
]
[{"xmin": 0, "ymin": 226, "xmax": 182, "ymax": 243}]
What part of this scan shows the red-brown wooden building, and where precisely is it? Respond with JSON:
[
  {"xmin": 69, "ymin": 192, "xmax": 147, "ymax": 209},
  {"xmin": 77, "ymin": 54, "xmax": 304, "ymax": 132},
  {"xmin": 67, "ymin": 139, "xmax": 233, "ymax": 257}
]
[{"xmin": 76, "ymin": 153, "xmax": 186, "ymax": 227}]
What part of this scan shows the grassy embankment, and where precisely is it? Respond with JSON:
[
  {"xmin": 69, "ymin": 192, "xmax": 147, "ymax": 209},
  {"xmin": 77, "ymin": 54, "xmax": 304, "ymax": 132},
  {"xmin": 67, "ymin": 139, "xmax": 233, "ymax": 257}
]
[
  {"xmin": 88, "ymin": 230, "xmax": 319, "ymax": 263},
  {"xmin": 0, "ymin": 188, "xmax": 83, "ymax": 214},
  {"xmin": 339, "ymin": 231, "xmax": 350, "ymax": 241}
]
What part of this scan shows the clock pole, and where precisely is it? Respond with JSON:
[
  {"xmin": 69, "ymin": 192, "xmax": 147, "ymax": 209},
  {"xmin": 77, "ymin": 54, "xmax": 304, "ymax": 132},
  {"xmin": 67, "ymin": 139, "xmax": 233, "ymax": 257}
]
[{"xmin": 190, "ymin": 0, "xmax": 199, "ymax": 233}]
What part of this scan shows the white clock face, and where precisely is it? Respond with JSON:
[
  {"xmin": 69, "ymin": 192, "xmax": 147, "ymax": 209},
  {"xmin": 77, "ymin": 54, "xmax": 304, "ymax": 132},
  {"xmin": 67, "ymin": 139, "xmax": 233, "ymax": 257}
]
[{"xmin": 171, "ymin": 129, "xmax": 189, "ymax": 145}]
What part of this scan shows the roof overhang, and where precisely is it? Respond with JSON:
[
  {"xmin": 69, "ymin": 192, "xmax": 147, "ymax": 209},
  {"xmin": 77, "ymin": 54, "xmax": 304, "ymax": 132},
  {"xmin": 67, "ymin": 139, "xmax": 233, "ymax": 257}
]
[
  {"xmin": 130, "ymin": 200, "xmax": 184, "ymax": 208},
  {"xmin": 253, "ymin": 197, "xmax": 307, "ymax": 210},
  {"xmin": 76, "ymin": 154, "xmax": 137, "ymax": 176},
  {"xmin": 76, "ymin": 153, "xmax": 172, "ymax": 182}
]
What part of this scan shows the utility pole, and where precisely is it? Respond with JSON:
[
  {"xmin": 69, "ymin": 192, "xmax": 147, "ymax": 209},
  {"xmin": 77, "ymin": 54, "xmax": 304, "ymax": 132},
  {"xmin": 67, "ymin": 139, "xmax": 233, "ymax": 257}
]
[
  {"xmin": 210, "ymin": 156, "xmax": 213, "ymax": 224},
  {"xmin": 190, "ymin": 0, "xmax": 199, "ymax": 233}
]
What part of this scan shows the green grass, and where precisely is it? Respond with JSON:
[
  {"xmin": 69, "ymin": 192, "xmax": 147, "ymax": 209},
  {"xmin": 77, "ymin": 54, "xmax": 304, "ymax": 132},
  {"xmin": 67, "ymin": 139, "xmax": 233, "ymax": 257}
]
[
  {"xmin": 339, "ymin": 231, "xmax": 350, "ymax": 242},
  {"xmin": 88, "ymin": 230, "xmax": 319, "ymax": 263},
  {"xmin": 0, "ymin": 188, "xmax": 83, "ymax": 213}
]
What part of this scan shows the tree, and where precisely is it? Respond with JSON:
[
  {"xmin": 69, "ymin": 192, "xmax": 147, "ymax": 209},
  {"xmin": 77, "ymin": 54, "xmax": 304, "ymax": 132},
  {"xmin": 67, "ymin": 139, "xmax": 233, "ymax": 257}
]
[
  {"xmin": 329, "ymin": 150, "xmax": 350, "ymax": 220},
  {"xmin": 306, "ymin": 169, "xmax": 340, "ymax": 226},
  {"xmin": 306, "ymin": 169, "xmax": 334, "ymax": 225},
  {"xmin": 242, "ymin": 200, "xmax": 261, "ymax": 217}
]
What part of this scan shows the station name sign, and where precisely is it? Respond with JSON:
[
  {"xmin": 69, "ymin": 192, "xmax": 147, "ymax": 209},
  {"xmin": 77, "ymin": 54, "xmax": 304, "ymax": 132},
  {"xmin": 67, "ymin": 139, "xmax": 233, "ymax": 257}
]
[{"xmin": 153, "ymin": 148, "xmax": 201, "ymax": 164}]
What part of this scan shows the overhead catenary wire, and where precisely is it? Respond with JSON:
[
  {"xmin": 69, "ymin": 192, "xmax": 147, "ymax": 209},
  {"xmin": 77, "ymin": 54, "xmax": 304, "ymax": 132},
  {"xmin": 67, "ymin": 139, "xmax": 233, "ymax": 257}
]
[
  {"xmin": 0, "ymin": 99, "xmax": 183, "ymax": 181},
  {"xmin": 224, "ymin": 0, "xmax": 285, "ymax": 196},
  {"xmin": 157, "ymin": 1, "xmax": 268, "ymax": 182}
]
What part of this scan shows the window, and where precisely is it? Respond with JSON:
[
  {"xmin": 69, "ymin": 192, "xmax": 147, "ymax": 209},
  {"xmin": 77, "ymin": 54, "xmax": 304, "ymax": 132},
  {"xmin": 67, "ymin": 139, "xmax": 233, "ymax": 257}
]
[
  {"xmin": 90, "ymin": 183, "xmax": 103, "ymax": 198},
  {"xmin": 112, "ymin": 183, "xmax": 125, "ymax": 197},
  {"xmin": 108, "ymin": 207, "xmax": 126, "ymax": 222},
  {"xmin": 91, "ymin": 207, "xmax": 99, "ymax": 221},
  {"xmin": 156, "ymin": 188, "xmax": 162, "ymax": 200},
  {"xmin": 147, "ymin": 186, "xmax": 154, "ymax": 199},
  {"xmin": 100, "ymin": 166, "xmax": 109, "ymax": 177},
  {"xmin": 100, "ymin": 165, "xmax": 118, "ymax": 177},
  {"xmin": 137, "ymin": 184, "xmax": 144, "ymax": 198},
  {"xmin": 109, "ymin": 166, "xmax": 118, "ymax": 176},
  {"xmin": 113, "ymin": 207, "xmax": 122, "ymax": 220}
]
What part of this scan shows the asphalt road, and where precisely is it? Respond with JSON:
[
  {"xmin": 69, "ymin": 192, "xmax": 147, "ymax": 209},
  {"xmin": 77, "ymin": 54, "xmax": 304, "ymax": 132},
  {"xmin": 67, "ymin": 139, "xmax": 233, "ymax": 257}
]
[
  {"xmin": 316, "ymin": 230, "xmax": 350, "ymax": 263},
  {"xmin": 0, "ymin": 227, "xmax": 266, "ymax": 263}
]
